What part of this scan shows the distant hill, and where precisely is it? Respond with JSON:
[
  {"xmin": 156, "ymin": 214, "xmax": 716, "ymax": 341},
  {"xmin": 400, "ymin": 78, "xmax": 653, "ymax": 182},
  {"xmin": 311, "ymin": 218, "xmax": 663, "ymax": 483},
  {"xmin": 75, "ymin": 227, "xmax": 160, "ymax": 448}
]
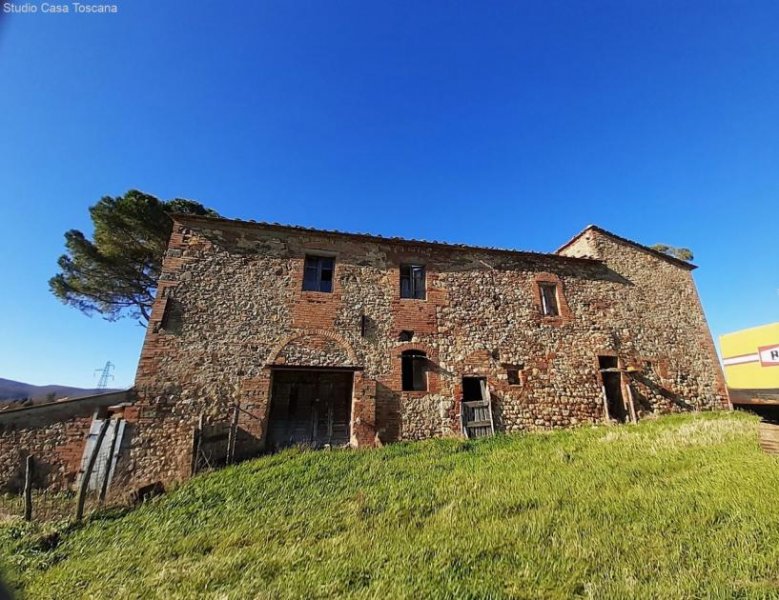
[{"xmin": 0, "ymin": 378, "xmax": 121, "ymax": 405}]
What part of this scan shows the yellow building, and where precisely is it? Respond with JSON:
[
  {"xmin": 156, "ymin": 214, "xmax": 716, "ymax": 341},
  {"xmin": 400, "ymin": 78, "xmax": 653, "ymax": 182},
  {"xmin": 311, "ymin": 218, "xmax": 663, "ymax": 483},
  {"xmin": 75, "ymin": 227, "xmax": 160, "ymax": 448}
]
[{"xmin": 720, "ymin": 322, "xmax": 779, "ymax": 403}]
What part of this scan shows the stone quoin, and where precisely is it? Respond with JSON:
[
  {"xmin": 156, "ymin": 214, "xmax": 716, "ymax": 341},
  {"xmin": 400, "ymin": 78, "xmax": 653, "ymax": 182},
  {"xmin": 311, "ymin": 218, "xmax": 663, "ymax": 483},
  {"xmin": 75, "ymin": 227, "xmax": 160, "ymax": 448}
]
[{"xmin": 0, "ymin": 218, "xmax": 728, "ymax": 494}]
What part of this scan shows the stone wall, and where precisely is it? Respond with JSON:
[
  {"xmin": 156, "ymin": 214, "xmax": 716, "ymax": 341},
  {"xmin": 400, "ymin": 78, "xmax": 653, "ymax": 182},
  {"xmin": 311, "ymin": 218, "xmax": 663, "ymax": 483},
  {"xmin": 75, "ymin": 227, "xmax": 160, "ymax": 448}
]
[
  {"xmin": 118, "ymin": 217, "xmax": 728, "ymax": 491},
  {"xmin": 0, "ymin": 415, "xmax": 91, "ymax": 492},
  {"xmin": 0, "ymin": 391, "xmax": 130, "ymax": 492}
]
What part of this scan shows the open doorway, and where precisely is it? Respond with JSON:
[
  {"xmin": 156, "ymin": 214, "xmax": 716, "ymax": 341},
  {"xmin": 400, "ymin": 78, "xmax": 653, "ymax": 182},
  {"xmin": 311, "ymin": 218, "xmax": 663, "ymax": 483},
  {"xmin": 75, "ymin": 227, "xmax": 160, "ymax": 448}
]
[
  {"xmin": 598, "ymin": 356, "xmax": 627, "ymax": 423},
  {"xmin": 461, "ymin": 376, "xmax": 494, "ymax": 438}
]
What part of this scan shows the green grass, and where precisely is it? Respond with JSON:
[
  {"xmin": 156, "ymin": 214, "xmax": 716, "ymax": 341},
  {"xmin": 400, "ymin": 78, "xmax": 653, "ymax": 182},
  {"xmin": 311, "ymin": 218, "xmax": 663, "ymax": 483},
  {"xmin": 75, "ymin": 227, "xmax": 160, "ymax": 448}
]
[{"xmin": 3, "ymin": 411, "xmax": 779, "ymax": 599}]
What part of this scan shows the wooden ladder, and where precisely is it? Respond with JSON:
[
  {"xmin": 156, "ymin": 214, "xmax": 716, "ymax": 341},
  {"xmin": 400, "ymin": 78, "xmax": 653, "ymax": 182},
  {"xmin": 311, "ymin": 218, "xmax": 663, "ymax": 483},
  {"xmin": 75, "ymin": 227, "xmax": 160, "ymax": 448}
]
[{"xmin": 462, "ymin": 379, "xmax": 495, "ymax": 438}]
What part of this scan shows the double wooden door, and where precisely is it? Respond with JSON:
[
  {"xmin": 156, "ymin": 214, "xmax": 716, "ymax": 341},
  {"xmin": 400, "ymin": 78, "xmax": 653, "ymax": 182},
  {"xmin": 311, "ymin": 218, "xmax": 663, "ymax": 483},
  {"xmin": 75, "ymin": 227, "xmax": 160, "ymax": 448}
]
[{"xmin": 268, "ymin": 370, "xmax": 353, "ymax": 450}]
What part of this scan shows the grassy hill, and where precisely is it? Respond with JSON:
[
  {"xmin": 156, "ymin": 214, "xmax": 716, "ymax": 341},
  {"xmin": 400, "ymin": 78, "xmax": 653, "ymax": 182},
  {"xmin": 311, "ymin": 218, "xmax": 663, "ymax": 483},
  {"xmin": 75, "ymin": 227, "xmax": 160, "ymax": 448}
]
[{"xmin": 3, "ymin": 411, "xmax": 779, "ymax": 599}]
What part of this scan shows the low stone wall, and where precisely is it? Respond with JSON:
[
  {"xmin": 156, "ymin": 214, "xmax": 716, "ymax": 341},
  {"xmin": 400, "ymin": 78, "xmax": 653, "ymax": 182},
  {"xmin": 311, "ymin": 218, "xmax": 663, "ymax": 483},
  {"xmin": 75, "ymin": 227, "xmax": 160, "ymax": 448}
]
[{"xmin": 0, "ymin": 391, "xmax": 130, "ymax": 492}]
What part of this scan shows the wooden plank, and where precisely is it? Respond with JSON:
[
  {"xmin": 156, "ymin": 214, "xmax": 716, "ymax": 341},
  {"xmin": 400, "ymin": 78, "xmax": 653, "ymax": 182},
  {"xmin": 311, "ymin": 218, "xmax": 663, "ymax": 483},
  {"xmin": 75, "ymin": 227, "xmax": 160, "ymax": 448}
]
[
  {"xmin": 76, "ymin": 418, "xmax": 111, "ymax": 521},
  {"xmin": 191, "ymin": 413, "xmax": 204, "ymax": 475},
  {"xmin": 105, "ymin": 419, "xmax": 126, "ymax": 489},
  {"xmin": 23, "ymin": 455, "xmax": 33, "ymax": 522},
  {"xmin": 625, "ymin": 382, "xmax": 638, "ymax": 423},
  {"xmin": 466, "ymin": 420, "xmax": 493, "ymax": 427},
  {"xmin": 758, "ymin": 421, "xmax": 779, "ymax": 455},
  {"xmin": 735, "ymin": 398, "xmax": 779, "ymax": 406},
  {"xmin": 226, "ymin": 403, "xmax": 239, "ymax": 465},
  {"xmin": 98, "ymin": 420, "xmax": 119, "ymax": 504}
]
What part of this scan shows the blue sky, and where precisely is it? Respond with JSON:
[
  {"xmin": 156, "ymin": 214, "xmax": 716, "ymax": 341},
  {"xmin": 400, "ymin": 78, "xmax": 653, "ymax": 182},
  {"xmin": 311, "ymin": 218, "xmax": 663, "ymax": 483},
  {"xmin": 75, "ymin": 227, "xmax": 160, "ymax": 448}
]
[{"xmin": 0, "ymin": 1, "xmax": 777, "ymax": 388}]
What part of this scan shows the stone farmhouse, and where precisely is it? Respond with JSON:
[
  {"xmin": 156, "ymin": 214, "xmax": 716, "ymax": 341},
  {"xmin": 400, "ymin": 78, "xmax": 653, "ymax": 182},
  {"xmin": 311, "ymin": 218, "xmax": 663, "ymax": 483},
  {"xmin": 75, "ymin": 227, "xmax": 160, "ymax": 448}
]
[{"xmin": 0, "ymin": 216, "xmax": 728, "ymax": 495}]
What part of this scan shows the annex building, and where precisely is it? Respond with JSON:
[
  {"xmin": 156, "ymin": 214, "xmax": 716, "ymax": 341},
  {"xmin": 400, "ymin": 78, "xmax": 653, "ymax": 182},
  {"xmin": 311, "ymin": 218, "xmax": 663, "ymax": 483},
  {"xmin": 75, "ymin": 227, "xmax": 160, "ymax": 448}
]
[{"xmin": 0, "ymin": 217, "xmax": 729, "ymax": 494}]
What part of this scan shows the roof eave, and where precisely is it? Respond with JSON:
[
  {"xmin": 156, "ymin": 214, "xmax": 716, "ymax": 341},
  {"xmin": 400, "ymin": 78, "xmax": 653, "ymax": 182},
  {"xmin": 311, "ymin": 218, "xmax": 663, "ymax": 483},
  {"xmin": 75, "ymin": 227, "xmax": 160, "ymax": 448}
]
[{"xmin": 170, "ymin": 213, "xmax": 603, "ymax": 266}]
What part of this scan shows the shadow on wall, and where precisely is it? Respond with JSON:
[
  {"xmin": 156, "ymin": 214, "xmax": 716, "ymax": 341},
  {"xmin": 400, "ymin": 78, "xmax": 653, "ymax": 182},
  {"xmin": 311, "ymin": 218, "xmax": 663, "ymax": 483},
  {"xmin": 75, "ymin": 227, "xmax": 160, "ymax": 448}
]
[
  {"xmin": 192, "ymin": 419, "xmax": 264, "ymax": 474},
  {"xmin": 375, "ymin": 381, "xmax": 401, "ymax": 444},
  {"xmin": 5, "ymin": 451, "xmax": 57, "ymax": 494},
  {"xmin": 489, "ymin": 391, "xmax": 508, "ymax": 433},
  {"xmin": 629, "ymin": 373, "xmax": 693, "ymax": 414}
]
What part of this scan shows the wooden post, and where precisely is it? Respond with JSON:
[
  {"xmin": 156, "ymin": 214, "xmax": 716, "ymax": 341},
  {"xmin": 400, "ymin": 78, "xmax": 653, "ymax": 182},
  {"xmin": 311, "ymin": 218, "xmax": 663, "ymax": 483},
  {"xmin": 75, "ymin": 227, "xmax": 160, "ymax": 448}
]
[
  {"xmin": 191, "ymin": 412, "xmax": 204, "ymax": 475},
  {"xmin": 481, "ymin": 379, "xmax": 495, "ymax": 436},
  {"xmin": 625, "ymin": 381, "xmax": 638, "ymax": 423},
  {"xmin": 98, "ymin": 420, "xmax": 119, "ymax": 505},
  {"xmin": 23, "ymin": 455, "xmax": 33, "ymax": 522},
  {"xmin": 75, "ymin": 418, "xmax": 110, "ymax": 522},
  {"xmin": 226, "ymin": 404, "xmax": 239, "ymax": 465},
  {"xmin": 601, "ymin": 385, "xmax": 611, "ymax": 423}
]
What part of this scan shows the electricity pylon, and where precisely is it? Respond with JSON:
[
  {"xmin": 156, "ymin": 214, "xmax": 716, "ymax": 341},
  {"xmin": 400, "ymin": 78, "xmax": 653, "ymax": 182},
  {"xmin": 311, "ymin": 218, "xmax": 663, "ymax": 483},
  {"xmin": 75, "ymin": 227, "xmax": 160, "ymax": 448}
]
[{"xmin": 94, "ymin": 361, "xmax": 115, "ymax": 390}]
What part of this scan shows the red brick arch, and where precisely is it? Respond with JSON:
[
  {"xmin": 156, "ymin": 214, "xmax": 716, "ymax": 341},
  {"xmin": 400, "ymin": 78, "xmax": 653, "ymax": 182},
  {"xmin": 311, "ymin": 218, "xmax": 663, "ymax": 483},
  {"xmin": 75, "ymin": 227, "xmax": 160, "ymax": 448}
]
[
  {"xmin": 395, "ymin": 341, "xmax": 437, "ymax": 360},
  {"xmin": 265, "ymin": 329, "xmax": 358, "ymax": 366}
]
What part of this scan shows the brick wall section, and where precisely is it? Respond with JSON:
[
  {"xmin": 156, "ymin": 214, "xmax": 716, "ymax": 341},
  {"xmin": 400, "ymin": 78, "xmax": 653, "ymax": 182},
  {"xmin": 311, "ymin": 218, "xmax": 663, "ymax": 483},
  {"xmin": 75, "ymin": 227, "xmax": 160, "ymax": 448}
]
[
  {"xmin": 118, "ymin": 217, "xmax": 727, "ymax": 491},
  {"xmin": 0, "ymin": 415, "xmax": 92, "ymax": 492},
  {"xmin": 0, "ymin": 391, "xmax": 133, "ymax": 493}
]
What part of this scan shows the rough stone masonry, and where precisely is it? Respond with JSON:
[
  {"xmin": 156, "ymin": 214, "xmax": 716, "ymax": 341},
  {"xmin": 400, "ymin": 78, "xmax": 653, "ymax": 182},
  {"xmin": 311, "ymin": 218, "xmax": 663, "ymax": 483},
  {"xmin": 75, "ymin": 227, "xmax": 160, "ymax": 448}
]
[{"xmin": 0, "ymin": 218, "xmax": 729, "ymax": 493}]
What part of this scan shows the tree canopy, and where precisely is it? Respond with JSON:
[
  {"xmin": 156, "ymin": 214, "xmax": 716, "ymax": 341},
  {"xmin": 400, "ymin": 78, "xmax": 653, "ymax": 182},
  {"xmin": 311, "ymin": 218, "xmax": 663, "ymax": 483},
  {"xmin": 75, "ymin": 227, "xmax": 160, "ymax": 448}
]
[
  {"xmin": 49, "ymin": 190, "xmax": 217, "ymax": 324},
  {"xmin": 650, "ymin": 244, "xmax": 694, "ymax": 262}
]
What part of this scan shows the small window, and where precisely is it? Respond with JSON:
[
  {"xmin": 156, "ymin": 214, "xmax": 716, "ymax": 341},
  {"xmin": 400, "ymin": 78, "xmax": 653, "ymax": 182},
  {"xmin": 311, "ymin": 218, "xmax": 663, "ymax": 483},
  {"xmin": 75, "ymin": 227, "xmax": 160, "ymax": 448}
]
[
  {"xmin": 507, "ymin": 369, "xmax": 521, "ymax": 385},
  {"xmin": 398, "ymin": 330, "xmax": 414, "ymax": 342},
  {"xmin": 400, "ymin": 264, "xmax": 426, "ymax": 299},
  {"xmin": 539, "ymin": 283, "xmax": 559, "ymax": 316},
  {"xmin": 159, "ymin": 297, "xmax": 183, "ymax": 334},
  {"xmin": 401, "ymin": 350, "xmax": 427, "ymax": 391},
  {"xmin": 302, "ymin": 255, "xmax": 335, "ymax": 292}
]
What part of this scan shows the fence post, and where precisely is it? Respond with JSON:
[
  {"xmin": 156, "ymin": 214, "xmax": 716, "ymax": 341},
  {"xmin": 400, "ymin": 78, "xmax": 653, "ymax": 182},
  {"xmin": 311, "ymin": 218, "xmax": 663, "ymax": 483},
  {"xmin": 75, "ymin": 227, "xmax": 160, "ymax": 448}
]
[
  {"xmin": 226, "ymin": 403, "xmax": 239, "ymax": 465},
  {"xmin": 23, "ymin": 455, "xmax": 33, "ymax": 522},
  {"xmin": 76, "ymin": 418, "xmax": 111, "ymax": 522}
]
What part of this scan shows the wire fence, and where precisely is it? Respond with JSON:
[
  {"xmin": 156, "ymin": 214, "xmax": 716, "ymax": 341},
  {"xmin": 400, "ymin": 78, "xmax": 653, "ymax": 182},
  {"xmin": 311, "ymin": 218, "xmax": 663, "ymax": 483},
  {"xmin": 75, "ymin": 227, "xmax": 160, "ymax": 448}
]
[
  {"xmin": 0, "ymin": 459, "xmax": 129, "ymax": 524},
  {"xmin": 0, "ymin": 489, "xmax": 116, "ymax": 523}
]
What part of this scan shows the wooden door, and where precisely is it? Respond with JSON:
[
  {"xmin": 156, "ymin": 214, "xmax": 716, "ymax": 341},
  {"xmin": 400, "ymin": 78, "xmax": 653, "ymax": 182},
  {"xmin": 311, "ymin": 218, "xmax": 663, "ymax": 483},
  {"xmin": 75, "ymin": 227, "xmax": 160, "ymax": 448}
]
[{"xmin": 268, "ymin": 371, "xmax": 353, "ymax": 450}]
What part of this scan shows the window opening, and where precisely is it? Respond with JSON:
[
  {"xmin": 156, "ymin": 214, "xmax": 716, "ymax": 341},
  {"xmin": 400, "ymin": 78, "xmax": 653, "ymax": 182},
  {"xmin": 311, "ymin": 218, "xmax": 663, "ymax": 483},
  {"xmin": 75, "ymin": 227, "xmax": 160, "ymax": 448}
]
[
  {"xmin": 539, "ymin": 283, "xmax": 559, "ymax": 316},
  {"xmin": 303, "ymin": 255, "xmax": 335, "ymax": 292},
  {"xmin": 401, "ymin": 350, "xmax": 427, "ymax": 391},
  {"xmin": 400, "ymin": 264, "xmax": 426, "ymax": 299}
]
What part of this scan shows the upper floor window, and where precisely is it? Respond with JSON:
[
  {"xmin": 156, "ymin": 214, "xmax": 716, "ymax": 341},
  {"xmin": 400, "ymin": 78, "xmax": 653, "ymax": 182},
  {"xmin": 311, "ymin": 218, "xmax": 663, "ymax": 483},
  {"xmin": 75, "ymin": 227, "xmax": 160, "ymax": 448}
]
[
  {"xmin": 539, "ymin": 283, "xmax": 559, "ymax": 316},
  {"xmin": 400, "ymin": 264, "xmax": 426, "ymax": 299},
  {"xmin": 401, "ymin": 350, "xmax": 427, "ymax": 391},
  {"xmin": 302, "ymin": 255, "xmax": 334, "ymax": 292},
  {"xmin": 160, "ymin": 297, "xmax": 183, "ymax": 333}
]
